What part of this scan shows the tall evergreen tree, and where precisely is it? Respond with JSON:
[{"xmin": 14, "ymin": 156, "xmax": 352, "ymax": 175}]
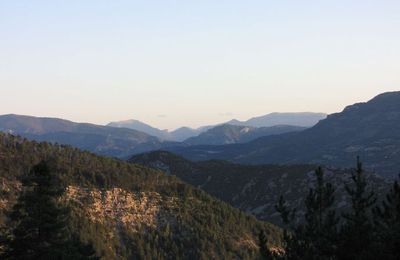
[
  {"xmin": 276, "ymin": 167, "xmax": 339, "ymax": 260},
  {"xmin": 3, "ymin": 160, "xmax": 98, "ymax": 260},
  {"xmin": 338, "ymin": 157, "xmax": 377, "ymax": 260},
  {"xmin": 373, "ymin": 178, "xmax": 400, "ymax": 259}
]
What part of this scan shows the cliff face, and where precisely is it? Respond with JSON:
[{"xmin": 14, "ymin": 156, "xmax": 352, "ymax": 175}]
[{"xmin": 66, "ymin": 186, "xmax": 179, "ymax": 232}]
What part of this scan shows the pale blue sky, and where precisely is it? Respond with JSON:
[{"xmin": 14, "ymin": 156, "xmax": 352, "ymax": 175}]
[{"xmin": 0, "ymin": 1, "xmax": 399, "ymax": 130}]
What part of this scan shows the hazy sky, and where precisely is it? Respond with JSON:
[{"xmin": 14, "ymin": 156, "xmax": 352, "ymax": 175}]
[{"xmin": 1, "ymin": 1, "xmax": 399, "ymax": 130}]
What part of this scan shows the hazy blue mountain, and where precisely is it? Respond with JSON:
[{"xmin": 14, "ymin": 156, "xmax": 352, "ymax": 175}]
[
  {"xmin": 107, "ymin": 121, "xmax": 213, "ymax": 142},
  {"xmin": 130, "ymin": 151, "xmax": 390, "ymax": 225},
  {"xmin": 184, "ymin": 124, "xmax": 306, "ymax": 145},
  {"xmin": 0, "ymin": 114, "xmax": 167, "ymax": 158},
  {"xmin": 165, "ymin": 92, "xmax": 400, "ymax": 177},
  {"xmin": 109, "ymin": 112, "xmax": 324, "ymax": 142},
  {"xmin": 108, "ymin": 119, "xmax": 171, "ymax": 140},
  {"xmin": 226, "ymin": 112, "xmax": 327, "ymax": 128},
  {"xmin": 169, "ymin": 127, "xmax": 202, "ymax": 142}
]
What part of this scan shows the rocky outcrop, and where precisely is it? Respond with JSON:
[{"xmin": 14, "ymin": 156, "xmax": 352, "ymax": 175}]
[{"xmin": 66, "ymin": 186, "xmax": 179, "ymax": 232}]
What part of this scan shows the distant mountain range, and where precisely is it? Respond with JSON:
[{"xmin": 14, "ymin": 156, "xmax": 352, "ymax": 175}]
[
  {"xmin": 184, "ymin": 124, "xmax": 306, "ymax": 145},
  {"xmin": 107, "ymin": 120, "xmax": 207, "ymax": 141},
  {"xmin": 130, "ymin": 151, "xmax": 391, "ymax": 225},
  {"xmin": 2, "ymin": 92, "xmax": 399, "ymax": 178},
  {"xmin": 108, "ymin": 119, "xmax": 171, "ymax": 140},
  {"xmin": 107, "ymin": 120, "xmax": 209, "ymax": 142},
  {"xmin": 107, "ymin": 112, "xmax": 326, "ymax": 141},
  {"xmin": 0, "ymin": 114, "xmax": 308, "ymax": 158},
  {"xmin": 226, "ymin": 112, "xmax": 327, "ymax": 128},
  {"xmin": 0, "ymin": 114, "xmax": 174, "ymax": 158},
  {"xmin": 168, "ymin": 127, "xmax": 206, "ymax": 142},
  {"xmin": 165, "ymin": 92, "xmax": 400, "ymax": 177}
]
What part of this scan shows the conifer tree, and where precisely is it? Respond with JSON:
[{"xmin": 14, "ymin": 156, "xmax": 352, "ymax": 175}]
[
  {"xmin": 338, "ymin": 157, "xmax": 376, "ymax": 260},
  {"xmin": 3, "ymin": 161, "xmax": 98, "ymax": 260},
  {"xmin": 276, "ymin": 167, "xmax": 339, "ymax": 260},
  {"xmin": 373, "ymin": 178, "xmax": 400, "ymax": 259}
]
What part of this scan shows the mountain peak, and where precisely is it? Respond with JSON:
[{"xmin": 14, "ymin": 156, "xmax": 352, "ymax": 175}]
[
  {"xmin": 368, "ymin": 91, "xmax": 400, "ymax": 106},
  {"xmin": 108, "ymin": 119, "xmax": 171, "ymax": 140}
]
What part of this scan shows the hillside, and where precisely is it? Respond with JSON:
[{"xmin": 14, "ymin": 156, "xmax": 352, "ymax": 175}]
[
  {"xmin": 165, "ymin": 92, "xmax": 400, "ymax": 177},
  {"xmin": 184, "ymin": 124, "xmax": 306, "ymax": 145},
  {"xmin": 0, "ymin": 133, "xmax": 282, "ymax": 259},
  {"xmin": 0, "ymin": 114, "xmax": 172, "ymax": 158},
  {"xmin": 130, "ymin": 151, "xmax": 391, "ymax": 225}
]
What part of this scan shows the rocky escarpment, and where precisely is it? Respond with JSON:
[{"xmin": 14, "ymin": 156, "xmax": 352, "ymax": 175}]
[{"xmin": 66, "ymin": 186, "xmax": 180, "ymax": 233}]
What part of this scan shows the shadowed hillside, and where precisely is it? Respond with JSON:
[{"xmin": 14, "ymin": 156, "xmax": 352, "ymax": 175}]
[
  {"xmin": 130, "ymin": 151, "xmax": 391, "ymax": 225},
  {"xmin": 0, "ymin": 133, "xmax": 282, "ymax": 259}
]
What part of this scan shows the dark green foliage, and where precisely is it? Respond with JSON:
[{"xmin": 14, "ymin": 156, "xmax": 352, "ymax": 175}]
[
  {"xmin": 131, "ymin": 151, "xmax": 319, "ymax": 225},
  {"xmin": 276, "ymin": 167, "xmax": 339, "ymax": 260},
  {"xmin": 0, "ymin": 133, "xmax": 282, "ymax": 259},
  {"xmin": 276, "ymin": 159, "xmax": 400, "ymax": 260},
  {"xmin": 275, "ymin": 196, "xmax": 296, "ymax": 226},
  {"xmin": 373, "ymin": 178, "xmax": 400, "ymax": 260},
  {"xmin": 2, "ymin": 161, "xmax": 98, "ymax": 259},
  {"xmin": 337, "ymin": 158, "xmax": 377, "ymax": 260}
]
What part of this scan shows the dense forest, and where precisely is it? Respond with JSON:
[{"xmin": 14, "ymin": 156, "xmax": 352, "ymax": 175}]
[
  {"xmin": 0, "ymin": 133, "xmax": 281, "ymax": 259},
  {"xmin": 261, "ymin": 160, "xmax": 400, "ymax": 260},
  {"xmin": 1, "ymin": 132, "xmax": 399, "ymax": 259},
  {"xmin": 130, "ymin": 151, "xmax": 390, "ymax": 225}
]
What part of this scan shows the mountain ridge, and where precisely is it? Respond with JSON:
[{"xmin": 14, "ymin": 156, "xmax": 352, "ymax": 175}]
[
  {"xmin": 227, "ymin": 112, "xmax": 327, "ymax": 128},
  {"xmin": 0, "ymin": 114, "xmax": 167, "ymax": 158},
  {"xmin": 107, "ymin": 112, "xmax": 326, "ymax": 141},
  {"xmin": 107, "ymin": 119, "xmax": 171, "ymax": 140},
  {"xmin": 183, "ymin": 124, "xmax": 306, "ymax": 145},
  {"xmin": 163, "ymin": 92, "xmax": 400, "ymax": 177}
]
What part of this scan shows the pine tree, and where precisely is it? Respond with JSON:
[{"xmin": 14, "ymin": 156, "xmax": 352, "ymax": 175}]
[
  {"xmin": 338, "ymin": 157, "xmax": 377, "ymax": 260},
  {"xmin": 3, "ymin": 160, "xmax": 98, "ymax": 259},
  {"xmin": 302, "ymin": 167, "xmax": 338, "ymax": 258},
  {"xmin": 373, "ymin": 178, "xmax": 400, "ymax": 259},
  {"xmin": 276, "ymin": 167, "xmax": 339, "ymax": 260}
]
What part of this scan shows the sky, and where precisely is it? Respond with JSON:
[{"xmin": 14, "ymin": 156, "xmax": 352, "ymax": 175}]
[{"xmin": 0, "ymin": 1, "xmax": 399, "ymax": 130}]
